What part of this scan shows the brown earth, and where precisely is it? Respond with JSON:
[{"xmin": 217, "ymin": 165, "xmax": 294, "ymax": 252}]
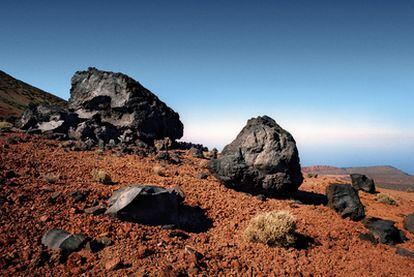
[
  {"xmin": 0, "ymin": 70, "xmax": 67, "ymax": 118},
  {"xmin": 1, "ymin": 132, "xmax": 414, "ymax": 276},
  {"xmin": 304, "ymin": 165, "xmax": 414, "ymax": 192}
]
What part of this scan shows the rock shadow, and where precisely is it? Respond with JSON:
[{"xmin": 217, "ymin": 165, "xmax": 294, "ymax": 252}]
[
  {"xmin": 294, "ymin": 233, "xmax": 319, "ymax": 250},
  {"xmin": 118, "ymin": 204, "xmax": 213, "ymax": 234},
  {"xmin": 291, "ymin": 190, "xmax": 328, "ymax": 206},
  {"xmin": 176, "ymin": 205, "xmax": 213, "ymax": 233}
]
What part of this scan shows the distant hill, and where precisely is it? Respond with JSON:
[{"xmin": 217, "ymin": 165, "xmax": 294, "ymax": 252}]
[
  {"xmin": 303, "ymin": 165, "xmax": 414, "ymax": 191},
  {"xmin": 0, "ymin": 70, "xmax": 67, "ymax": 118}
]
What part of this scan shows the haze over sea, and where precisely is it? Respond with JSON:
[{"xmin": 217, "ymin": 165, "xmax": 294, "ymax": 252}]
[{"xmin": 1, "ymin": 1, "xmax": 413, "ymax": 173}]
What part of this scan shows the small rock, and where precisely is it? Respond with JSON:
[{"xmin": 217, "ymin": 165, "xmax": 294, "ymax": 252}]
[
  {"xmin": 84, "ymin": 204, "xmax": 106, "ymax": 216},
  {"xmin": 5, "ymin": 170, "xmax": 17, "ymax": 179},
  {"xmin": 41, "ymin": 229, "xmax": 87, "ymax": 254},
  {"xmin": 403, "ymin": 213, "xmax": 414, "ymax": 234},
  {"xmin": 96, "ymin": 236, "xmax": 113, "ymax": 246},
  {"xmin": 363, "ymin": 217, "xmax": 406, "ymax": 245},
  {"xmin": 350, "ymin": 174, "xmax": 376, "ymax": 193},
  {"xmin": 104, "ymin": 257, "xmax": 122, "ymax": 271},
  {"xmin": 326, "ymin": 184, "xmax": 365, "ymax": 221},
  {"xmin": 197, "ymin": 172, "xmax": 209, "ymax": 180},
  {"xmin": 188, "ymin": 147, "xmax": 204, "ymax": 158},
  {"xmin": 396, "ymin": 247, "xmax": 414, "ymax": 258},
  {"xmin": 358, "ymin": 233, "xmax": 378, "ymax": 244},
  {"xmin": 70, "ymin": 191, "xmax": 88, "ymax": 203},
  {"xmin": 169, "ymin": 231, "xmax": 189, "ymax": 239}
]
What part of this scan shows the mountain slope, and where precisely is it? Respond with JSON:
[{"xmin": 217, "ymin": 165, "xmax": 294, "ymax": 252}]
[
  {"xmin": 0, "ymin": 70, "xmax": 67, "ymax": 118},
  {"xmin": 303, "ymin": 165, "xmax": 414, "ymax": 191}
]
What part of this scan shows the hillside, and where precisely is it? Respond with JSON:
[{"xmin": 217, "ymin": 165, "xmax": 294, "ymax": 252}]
[
  {"xmin": 0, "ymin": 70, "xmax": 67, "ymax": 118},
  {"xmin": 303, "ymin": 165, "xmax": 414, "ymax": 191},
  {"xmin": 1, "ymin": 132, "xmax": 413, "ymax": 275}
]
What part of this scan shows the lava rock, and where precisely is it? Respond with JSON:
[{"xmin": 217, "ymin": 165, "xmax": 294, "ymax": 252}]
[
  {"xmin": 363, "ymin": 217, "xmax": 406, "ymax": 245},
  {"xmin": 209, "ymin": 116, "xmax": 303, "ymax": 195},
  {"xmin": 19, "ymin": 103, "xmax": 79, "ymax": 134},
  {"xmin": 68, "ymin": 67, "xmax": 183, "ymax": 142},
  {"xmin": 326, "ymin": 184, "xmax": 365, "ymax": 221},
  {"xmin": 84, "ymin": 204, "xmax": 106, "ymax": 215},
  {"xmin": 350, "ymin": 174, "xmax": 376, "ymax": 193},
  {"xmin": 396, "ymin": 247, "xmax": 414, "ymax": 258},
  {"xmin": 188, "ymin": 147, "xmax": 204, "ymax": 158},
  {"xmin": 197, "ymin": 172, "xmax": 209, "ymax": 180},
  {"xmin": 105, "ymin": 185, "xmax": 185, "ymax": 225},
  {"xmin": 41, "ymin": 229, "xmax": 86, "ymax": 254},
  {"xmin": 403, "ymin": 213, "xmax": 414, "ymax": 234}
]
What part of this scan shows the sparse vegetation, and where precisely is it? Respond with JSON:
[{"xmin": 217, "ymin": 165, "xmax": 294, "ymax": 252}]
[
  {"xmin": 307, "ymin": 173, "xmax": 318, "ymax": 178},
  {"xmin": 153, "ymin": 165, "xmax": 166, "ymax": 177},
  {"xmin": 245, "ymin": 210, "xmax": 297, "ymax": 247},
  {"xmin": 0, "ymin": 121, "xmax": 13, "ymax": 131},
  {"xmin": 375, "ymin": 193, "xmax": 397, "ymax": 205},
  {"xmin": 43, "ymin": 173, "xmax": 60, "ymax": 184},
  {"xmin": 95, "ymin": 149, "xmax": 104, "ymax": 155},
  {"xmin": 92, "ymin": 169, "xmax": 113, "ymax": 184}
]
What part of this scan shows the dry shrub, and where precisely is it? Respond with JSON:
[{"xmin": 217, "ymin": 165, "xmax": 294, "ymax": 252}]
[
  {"xmin": 375, "ymin": 193, "xmax": 397, "ymax": 205},
  {"xmin": 0, "ymin": 121, "xmax": 13, "ymax": 131},
  {"xmin": 44, "ymin": 173, "xmax": 60, "ymax": 184},
  {"xmin": 245, "ymin": 210, "xmax": 296, "ymax": 247},
  {"xmin": 153, "ymin": 165, "xmax": 166, "ymax": 177},
  {"xmin": 92, "ymin": 169, "xmax": 112, "ymax": 184}
]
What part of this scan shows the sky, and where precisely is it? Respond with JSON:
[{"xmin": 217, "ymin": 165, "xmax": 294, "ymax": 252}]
[{"xmin": 1, "ymin": 1, "xmax": 413, "ymax": 173}]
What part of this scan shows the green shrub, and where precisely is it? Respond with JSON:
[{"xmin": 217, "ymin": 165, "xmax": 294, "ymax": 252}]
[{"xmin": 245, "ymin": 210, "xmax": 296, "ymax": 247}]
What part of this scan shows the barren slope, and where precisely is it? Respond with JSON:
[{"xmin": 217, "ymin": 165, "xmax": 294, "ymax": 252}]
[
  {"xmin": 0, "ymin": 70, "xmax": 67, "ymax": 118},
  {"xmin": 1, "ymin": 132, "xmax": 413, "ymax": 276}
]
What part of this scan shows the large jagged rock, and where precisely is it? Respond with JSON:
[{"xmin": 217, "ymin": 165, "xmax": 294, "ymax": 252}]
[
  {"xmin": 350, "ymin": 174, "xmax": 376, "ymax": 193},
  {"xmin": 105, "ymin": 185, "xmax": 185, "ymax": 225},
  {"xmin": 326, "ymin": 184, "xmax": 365, "ymax": 221},
  {"xmin": 19, "ymin": 103, "xmax": 79, "ymax": 134},
  {"xmin": 68, "ymin": 67, "xmax": 183, "ymax": 142},
  {"xmin": 209, "ymin": 116, "xmax": 303, "ymax": 195}
]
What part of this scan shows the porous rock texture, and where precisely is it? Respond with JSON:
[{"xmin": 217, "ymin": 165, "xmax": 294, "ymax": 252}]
[
  {"xmin": 18, "ymin": 67, "xmax": 183, "ymax": 147},
  {"xmin": 105, "ymin": 185, "xmax": 184, "ymax": 225},
  {"xmin": 326, "ymin": 184, "xmax": 365, "ymax": 221},
  {"xmin": 362, "ymin": 217, "xmax": 406, "ymax": 245},
  {"xmin": 209, "ymin": 116, "xmax": 303, "ymax": 195},
  {"xmin": 69, "ymin": 67, "xmax": 183, "ymax": 142},
  {"xmin": 350, "ymin": 173, "xmax": 376, "ymax": 193}
]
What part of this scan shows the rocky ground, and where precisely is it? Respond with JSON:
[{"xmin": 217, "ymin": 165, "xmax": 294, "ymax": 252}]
[{"xmin": 1, "ymin": 132, "xmax": 413, "ymax": 276}]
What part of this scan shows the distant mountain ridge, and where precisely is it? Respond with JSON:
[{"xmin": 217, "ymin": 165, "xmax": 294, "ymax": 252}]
[
  {"xmin": 0, "ymin": 70, "xmax": 67, "ymax": 118},
  {"xmin": 303, "ymin": 165, "xmax": 414, "ymax": 191}
]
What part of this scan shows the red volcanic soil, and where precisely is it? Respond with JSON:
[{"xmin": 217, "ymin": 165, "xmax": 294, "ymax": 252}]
[{"xmin": 1, "ymin": 132, "xmax": 414, "ymax": 276}]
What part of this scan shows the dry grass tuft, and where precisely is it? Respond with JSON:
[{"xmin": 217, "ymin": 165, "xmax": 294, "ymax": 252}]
[
  {"xmin": 245, "ymin": 210, "xmax": 296, "ymax": 247},
  {"xmin": 375, "ymin": 193, "xmax": 397, "ymax": 205},
  {"xmin": 43, "ymin": 173, "xmax": 60, "ymax": 184},
  {"xmin": 0, "ymin": 121, "xmax": 13, "ymax": 131},
  {"xmin": 92, "ymin": 169, "xmax": 113, "ymax": 184},
  {"xmin": 153, "ymin": 165, "xmax": 167, "ymax": 177}
]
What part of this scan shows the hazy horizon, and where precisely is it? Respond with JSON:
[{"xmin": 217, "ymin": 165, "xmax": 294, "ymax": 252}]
[{"xmin": 1, "ymin": 1, "xmax": 413, "ymax": 174}]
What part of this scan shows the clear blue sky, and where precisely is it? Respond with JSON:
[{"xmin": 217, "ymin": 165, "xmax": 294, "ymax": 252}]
[{"xmin": 1, "ymin": 1, "xmax": 413, "ymax": 173}]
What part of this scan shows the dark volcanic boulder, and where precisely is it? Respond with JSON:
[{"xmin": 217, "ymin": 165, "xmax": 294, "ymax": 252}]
[
  {"xmin": 350, "ymin": 174, "xmax": 376, "ymax": 193},
  {"xmin": 209, "ymin": 116, "xmax": 303, "ymax": 195},
  {"xmin": 68, "ymin": 115, "xmax": 120, "ymax": 144},
  {"xmin": 403, "ymin": 213, "xmax": 414, "ymax": 234},
  {"xmin": 41, "ymin": 229, "xmax": 86, "ymax": 254},
  {"xmin": 68, "ymin": 67, "xmax": 183, "ymax": 142},
  {"xmin": 363, "ymin": 217, "xmax": 406, "ymax": 245},
  {"xmin": 105, "ymin": 185, "xmax": 185, "ymax": 225},
  {"xmin": 326, "ymin": 184, "xmax": 365, "ymax": 221},
  {"xmin": 19, "ymin": 103, "xmax": 79, "ymax": 134}
]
